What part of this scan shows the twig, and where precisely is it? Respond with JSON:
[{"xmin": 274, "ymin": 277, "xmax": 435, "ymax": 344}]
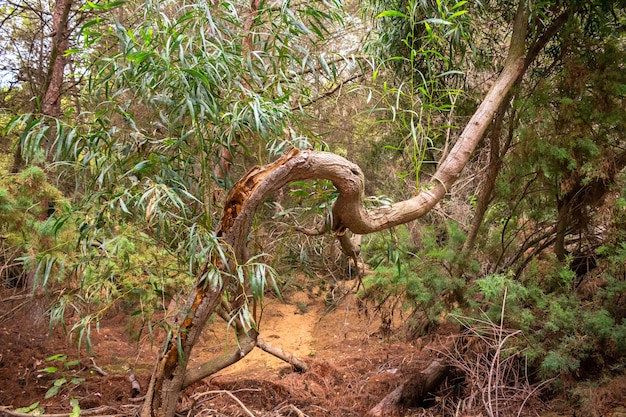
[
  {"xmin": 0, "ymin": 301, "xmax": 29, "ymax": 320},
  {"xmin": 89, "ymin": 357, "xmax": 108, "ymax": 376},
  {"xmin": 516, "ymin": 377, "xmax": 555, "ymax": 417},
  {"xmin": 0, "ymin": 293, "xmax": 32, "ymax": 303},
  {"xmin": 277, "ymin": 404, "xmax": 307, "ymax": 417},
  {"xmin": 127, "ymin": 395, "xmax": 146, "ymax": 403},
  {"xmin": 189, "ymin": 390, "xmax": 256, "ymax": 417}
]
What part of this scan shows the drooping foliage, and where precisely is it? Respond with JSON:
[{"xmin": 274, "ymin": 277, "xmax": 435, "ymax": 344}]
[{"xmin": 4, "ymin": 0, "xmax": 349, "ymax": 339}]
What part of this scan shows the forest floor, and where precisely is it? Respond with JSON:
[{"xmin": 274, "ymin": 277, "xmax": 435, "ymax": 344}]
[{"xmin": 1, "ymin": 278, "xmax": 625, "ymax": 417}]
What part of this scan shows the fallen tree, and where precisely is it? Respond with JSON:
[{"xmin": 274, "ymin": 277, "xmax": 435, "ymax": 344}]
[{"xmin": 367, "ymin": 359, "xmax": 451, "ymax": 417}]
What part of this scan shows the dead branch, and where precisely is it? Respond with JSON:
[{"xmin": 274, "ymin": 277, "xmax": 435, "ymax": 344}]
[
  {"xmin": 89, "ymin": 357, "xmax": 108, "ymax": 376},
  {"xmin": 275, "ymin": 404, "xmax": 307, "ymax": 417},
  {"xmin": 256, "ymin": 337, "xmax": 309, "ymax": 373},
  {"xmin": 190, "ymin": 390, "xmax": 257, "ymax": 417},
  {"xmin": 366, "ymin": 359, "xmax": 450, "ymax": 417},
  {"xmin": 183, "ymin": 331, "xmax": 258, "ymax": 388}
]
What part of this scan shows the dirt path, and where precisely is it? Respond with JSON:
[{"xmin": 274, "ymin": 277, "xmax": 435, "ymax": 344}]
[{"xmin": 2, "ymin": 286, "xmax": 626, "ymax": 417}]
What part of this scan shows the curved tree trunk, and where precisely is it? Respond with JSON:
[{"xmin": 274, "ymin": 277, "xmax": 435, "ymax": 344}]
[
  {"xmin": 140, "ymin": 4, "xmax": 531, "ymax": 417},
  {"xmin": 461, "ymin": 8, "xmax": 571, "ymax": 266}
]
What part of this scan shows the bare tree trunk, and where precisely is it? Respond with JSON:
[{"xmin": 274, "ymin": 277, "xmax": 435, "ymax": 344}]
[
  {"xmin": 462, "ymin": 103, "xmax": 509, "ymax": 257},
  {"xmin": 42, "ymin": 0, "xmax": 73, "ymax": 119},
  {"xmin": 12, "ymin": 0, "xmax": 73, "ymax": 172}
]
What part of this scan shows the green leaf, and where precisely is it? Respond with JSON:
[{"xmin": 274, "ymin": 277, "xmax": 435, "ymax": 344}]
[
  {"xmin": 70, "ymin": 398, "xmax": 81, "ymax": 417},
  {"xmin": 45, "ymin": 379, "xmax": 66, "ymax": 399},
  {"xmin": 54, "ymin": 378, "xmax": 68, "ymax": 387},
  {"xmin": 423, "ymin": 18, "xmax": 452, "ymax": 26},
  {"xmin": 376, "ymin": 10, "xmax": 408, "ymax": 19},
  {"xmin": 449, "ymin": 10, "xmax": 468, "ymax": 19},
  {"xmin": 16, "ymin": 402, "xmax": 40, "ymax": 413},
  {"xmin": 65, "ymin": 360, "xmax": 81, "ymax": 368}
]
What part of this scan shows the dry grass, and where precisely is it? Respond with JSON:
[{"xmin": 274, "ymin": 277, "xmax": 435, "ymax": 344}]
[{"xmin": 436, "ymin": 291, "xmax": 553, "ymax": 417}]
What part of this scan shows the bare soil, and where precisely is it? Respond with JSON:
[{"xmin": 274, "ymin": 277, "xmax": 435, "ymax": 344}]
[{"xmin": 1, "ymin": 282, "xmax": 625, "ymax": 417}]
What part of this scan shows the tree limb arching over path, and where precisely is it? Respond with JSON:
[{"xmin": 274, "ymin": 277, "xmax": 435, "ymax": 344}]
[{"xmin": 141, "ymin": 3, "xmax": 531, "ymax": 417}]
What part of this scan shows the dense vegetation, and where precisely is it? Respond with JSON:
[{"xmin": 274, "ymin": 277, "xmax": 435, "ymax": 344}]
[{"xmin": 1, "ymin": 0, "xmax": 625, "ymax": 415}]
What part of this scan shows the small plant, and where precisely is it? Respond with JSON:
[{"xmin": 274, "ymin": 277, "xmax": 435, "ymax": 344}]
[
  {"xmin": 15, "ymin": 402, "xmax": 45, "ymax": 415},
  {"xmin": 295, "ymin": 301, "xmax": 309, "ymax": 314},
  {"xmin": 361, "ymin": 222, "xmax": 470, "ymax": 338},
  {"xmin": 37, "ymin": 354, "xmax": 85, "ymax": 399}
]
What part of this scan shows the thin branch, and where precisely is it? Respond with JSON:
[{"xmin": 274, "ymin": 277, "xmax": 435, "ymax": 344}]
[
  {"xmin": 89, "ymin": 357, "xmax": 108, "ymax": 376},
  {"xmin": 297, "ymin": 73, "xmax": 363, "ymax": 110},
  {"xmin": 294, "ymin": 223, "xmax": 328, "ymax": 236},
  {"xmin": 256, "ymin": 337, "xmax": 309, "ymax": 373},
  {"xmin": 191, "ymin": 390, "xmax": 257, "ymax": 417}
]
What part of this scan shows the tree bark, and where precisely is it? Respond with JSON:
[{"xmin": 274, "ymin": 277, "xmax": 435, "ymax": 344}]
[
  {"xmin": 183, "ymin": 331, "xmax": 258, "ymax": 389},
  {"xmin": 366, "ymin": 360, "xmax": 450, "ymax": 417},
  {"xmin": 12, "ymin": 0, "xmax": 73, "ymax": 172},
  {"xmin": 461, "ymin": 102, "xmax": 510, "ymax": 258},
  {"xmin": 42, "ymin": 0, "xmax": 73, "ymax": 118}
]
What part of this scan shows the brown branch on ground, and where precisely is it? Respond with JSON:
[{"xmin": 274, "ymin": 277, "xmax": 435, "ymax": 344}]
[
  {"xmin": 183, "ymin": 331, "xmax": 258, "ymax": 389},
  {"xmin": 89, "ymin": 357, "xmax": 108, "ymax": 376},
  {"xmin": 190, "ymin": 390, "xmax": 257, "ymax": 417},
  {"xmin": 256, "ymin": 337, "xmax": 309, "ymax": 373},
  {"xmin": 366, "ymin": 359, "xmax": 451, "ymax": 417}
]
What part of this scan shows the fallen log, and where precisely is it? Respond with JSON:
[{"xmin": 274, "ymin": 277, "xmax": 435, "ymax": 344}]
[{"xmin": 367, "ymin": 359, "xmax": 450, "ymax": 417}]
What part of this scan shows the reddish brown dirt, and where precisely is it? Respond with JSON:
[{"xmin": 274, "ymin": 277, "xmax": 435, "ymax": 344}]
[
  {"xmin": 0, "ymin": 282, "xmax": 450, "ymax": 417},
  {"xmin": 1, "ymin": 284, "xmax": 626, "ymax": 417}
]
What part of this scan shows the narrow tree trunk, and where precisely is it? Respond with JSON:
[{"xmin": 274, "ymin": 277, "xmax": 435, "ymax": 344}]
[
  {"xmin": 462, "ymin": 103, "xmax": 508, "ymax": 257},
  {"xmin": 12, "ymin": 0, "xmax": 73, "ymax": 171},
  {"xmin": 461, "ymin": 9, "xmax": 571, "ymax": 263},
  {"xmin": 42, "ymin": 0, "xmax": 73, "ymax": 119},
  {"xmin": 554, "ymin": 199, "xmax": 570, "ymax": 262}
]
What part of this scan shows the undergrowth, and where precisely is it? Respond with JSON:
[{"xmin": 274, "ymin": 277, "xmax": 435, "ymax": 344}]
[{"xmin": 360, "ymin": 219, "xmax": 626, "ymax": 392}]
